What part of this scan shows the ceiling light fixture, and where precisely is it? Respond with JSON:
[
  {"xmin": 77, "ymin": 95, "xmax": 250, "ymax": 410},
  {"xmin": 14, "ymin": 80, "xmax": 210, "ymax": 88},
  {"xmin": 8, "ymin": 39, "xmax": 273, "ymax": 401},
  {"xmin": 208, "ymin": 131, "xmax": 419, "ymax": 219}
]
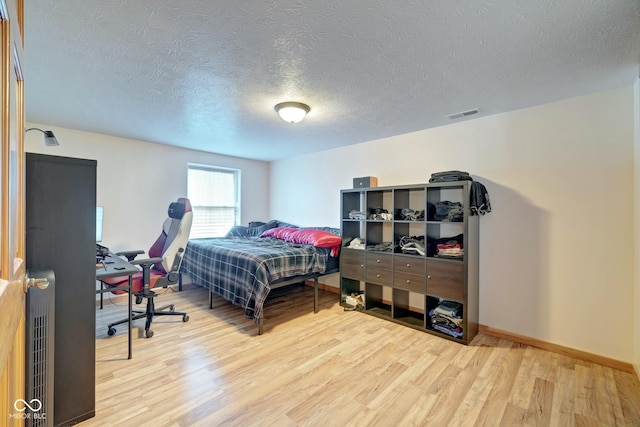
[
  {"xmin": 26, "ymin": 127, "xmax": 60, "ymax": 146},
  {"xmin": 274, "ymin": 102, "xmax": 310, "ymax": 124}
]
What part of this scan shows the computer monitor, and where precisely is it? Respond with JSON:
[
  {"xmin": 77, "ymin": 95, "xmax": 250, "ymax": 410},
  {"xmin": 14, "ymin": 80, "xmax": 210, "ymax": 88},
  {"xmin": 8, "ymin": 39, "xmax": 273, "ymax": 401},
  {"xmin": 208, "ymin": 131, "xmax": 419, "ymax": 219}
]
[{"xmin": 96, "ymin": 206, "xmax": 104, "ymax": 243}]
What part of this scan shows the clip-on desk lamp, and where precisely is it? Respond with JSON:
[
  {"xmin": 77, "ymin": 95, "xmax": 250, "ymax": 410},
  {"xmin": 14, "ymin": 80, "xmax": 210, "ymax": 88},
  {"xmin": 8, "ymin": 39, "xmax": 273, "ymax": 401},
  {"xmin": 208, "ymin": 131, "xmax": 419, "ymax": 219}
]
[{"xmin": 26, "ymin": 127, "xmax": 60, "ymax": 146}]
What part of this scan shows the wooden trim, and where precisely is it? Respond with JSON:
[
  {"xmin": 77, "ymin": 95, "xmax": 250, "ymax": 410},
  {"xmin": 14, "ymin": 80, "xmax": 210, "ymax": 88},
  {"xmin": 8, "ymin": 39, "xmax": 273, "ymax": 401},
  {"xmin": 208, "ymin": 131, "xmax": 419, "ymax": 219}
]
[
  {"xmin": 303, "ymin": 280, "xmax": 339, "ymax": 294},
  {"xmin": 95, "ymin": 293, "xmax": 127, "ymax": 307},
  {"xmin": 479, "ymin": 324, "xmax": 635, "ymax": 374},
  {"xmin": 95, "ymin": 283, "xmax": 190, "ymax": 307},
  {"xmin": 16, "ymin": 0, "xmax": 22, "ymax": 44},
  {"xmin": 1, "ymin": 9, "xmax": 9, "ymax": 278},
  {"xmin": 14, "ymin": 68, "xmax": 23, "ymax": 258}
]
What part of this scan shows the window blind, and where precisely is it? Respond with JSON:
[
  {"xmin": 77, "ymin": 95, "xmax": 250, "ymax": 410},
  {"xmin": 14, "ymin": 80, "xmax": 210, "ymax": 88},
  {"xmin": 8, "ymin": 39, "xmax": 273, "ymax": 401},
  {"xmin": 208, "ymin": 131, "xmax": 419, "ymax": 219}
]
[{"xmin": 187, "ymin": 164, "xmax": 240, "ymax": 238}]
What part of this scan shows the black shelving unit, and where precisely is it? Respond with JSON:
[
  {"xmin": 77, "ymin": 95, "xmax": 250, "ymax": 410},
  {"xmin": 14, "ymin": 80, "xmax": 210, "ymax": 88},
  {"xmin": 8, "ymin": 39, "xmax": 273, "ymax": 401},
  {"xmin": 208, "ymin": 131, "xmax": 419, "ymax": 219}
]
[{"xmin": 339, "ymin": 182, "xmax": 479, "ymax": 344}]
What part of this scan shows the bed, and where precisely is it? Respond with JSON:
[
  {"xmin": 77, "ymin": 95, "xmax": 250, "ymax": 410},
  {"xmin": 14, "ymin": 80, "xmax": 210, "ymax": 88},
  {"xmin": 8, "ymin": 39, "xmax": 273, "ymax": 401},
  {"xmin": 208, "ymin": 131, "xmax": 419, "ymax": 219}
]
[{"xmin": 179, "ymin": 220, "xmax": 341, "ymax": 334}]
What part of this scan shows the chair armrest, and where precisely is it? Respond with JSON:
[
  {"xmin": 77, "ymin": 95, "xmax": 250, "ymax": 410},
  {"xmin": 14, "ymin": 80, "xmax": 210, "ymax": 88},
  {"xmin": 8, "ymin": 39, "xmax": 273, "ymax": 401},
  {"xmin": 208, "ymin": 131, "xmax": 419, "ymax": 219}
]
[
  {"xmin": 129, "ymin": 256, "xmax": 163, "ymax": 267},
  {"xmin": 115, "ymin": 249, "xmax": 145, "ymax": 261},
  {"xmin": 128, "ymin": 257, "xmax": 163, "ymax": 292}
]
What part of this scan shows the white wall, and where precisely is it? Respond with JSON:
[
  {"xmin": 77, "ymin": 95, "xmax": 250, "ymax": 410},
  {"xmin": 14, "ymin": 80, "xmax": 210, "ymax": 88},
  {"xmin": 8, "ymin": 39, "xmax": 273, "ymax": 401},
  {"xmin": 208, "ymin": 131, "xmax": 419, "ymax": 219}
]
[
  {"xmin": 271, "ymin": 86, "xmax": 636, "ymax": 363},
  {"xmin": 25, "ymin": 126, "xmax": 270, "ymax": 254}
]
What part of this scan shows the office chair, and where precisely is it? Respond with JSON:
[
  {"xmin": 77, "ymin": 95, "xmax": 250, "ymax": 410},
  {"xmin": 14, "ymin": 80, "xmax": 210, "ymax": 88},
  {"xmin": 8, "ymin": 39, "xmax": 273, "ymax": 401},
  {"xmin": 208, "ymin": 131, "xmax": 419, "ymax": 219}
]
[{"xmin": 101, "ymin": 197, "xmax": 193, "ymax": 338}]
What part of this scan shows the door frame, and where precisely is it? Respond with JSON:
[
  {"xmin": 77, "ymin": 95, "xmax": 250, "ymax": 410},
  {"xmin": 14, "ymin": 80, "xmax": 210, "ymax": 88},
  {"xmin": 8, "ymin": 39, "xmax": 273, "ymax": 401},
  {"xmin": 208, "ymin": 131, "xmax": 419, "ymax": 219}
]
[{"xmin": 0, "ymin": 0, "xmax": 27, "ymax": 425}]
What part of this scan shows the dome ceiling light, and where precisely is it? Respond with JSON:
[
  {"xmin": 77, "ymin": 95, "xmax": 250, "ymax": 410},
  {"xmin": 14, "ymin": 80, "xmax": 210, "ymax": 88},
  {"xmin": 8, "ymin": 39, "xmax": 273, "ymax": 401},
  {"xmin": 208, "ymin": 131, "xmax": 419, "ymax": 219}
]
[{"xmin": 274, "ymin": 102, "xmax": 310, "ymax": 124}]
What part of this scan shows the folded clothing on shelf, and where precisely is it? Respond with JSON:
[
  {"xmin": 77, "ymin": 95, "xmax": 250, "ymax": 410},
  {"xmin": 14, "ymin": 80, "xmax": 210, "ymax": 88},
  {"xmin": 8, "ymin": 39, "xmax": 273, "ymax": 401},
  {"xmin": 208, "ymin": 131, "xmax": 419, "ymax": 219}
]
[
  {"xmin": 429, "ymin": 299, "xmax": 463, "ymax": 338},
  {"xmin": 428, "ymin": 170, "xmax": 473, "ymax": 183},
  {"xmin": 426, "ymin": 234, "xmax": 464, "ymax": 258}
]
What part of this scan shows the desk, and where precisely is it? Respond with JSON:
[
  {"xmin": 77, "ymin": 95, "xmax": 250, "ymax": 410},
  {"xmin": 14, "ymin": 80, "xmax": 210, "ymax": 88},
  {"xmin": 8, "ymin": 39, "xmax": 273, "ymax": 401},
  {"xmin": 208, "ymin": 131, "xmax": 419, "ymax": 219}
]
[{"xmin": 96, "ymin": 254, "xmax": 139, "ymax": 359}]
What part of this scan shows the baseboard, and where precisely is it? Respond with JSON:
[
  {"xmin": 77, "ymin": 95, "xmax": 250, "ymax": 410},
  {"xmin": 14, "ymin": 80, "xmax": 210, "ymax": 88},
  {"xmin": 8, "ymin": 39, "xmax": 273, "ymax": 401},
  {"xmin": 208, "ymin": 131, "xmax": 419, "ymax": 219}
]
[
  {"xmin": 95, "ymin": 284, "xmax": 187, "ymax": 308},
  {"xmin": 303, "ymin": 280, "xmax": 339, "ymax": 294},
  {"xmin": 480, "ymin": 325, "xmax": 635, "ymax": 374},
  {"xmin": 95, "ymin": 293, "xmax": 127, "ymax": 307}
]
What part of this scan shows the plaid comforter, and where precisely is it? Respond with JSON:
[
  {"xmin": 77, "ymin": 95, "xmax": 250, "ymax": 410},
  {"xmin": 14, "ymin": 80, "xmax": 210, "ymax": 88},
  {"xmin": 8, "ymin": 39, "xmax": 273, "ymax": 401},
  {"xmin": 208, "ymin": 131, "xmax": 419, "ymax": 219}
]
[{"xmin": 180, "ymin": 236, "xmax": 331, "ymax": 322}]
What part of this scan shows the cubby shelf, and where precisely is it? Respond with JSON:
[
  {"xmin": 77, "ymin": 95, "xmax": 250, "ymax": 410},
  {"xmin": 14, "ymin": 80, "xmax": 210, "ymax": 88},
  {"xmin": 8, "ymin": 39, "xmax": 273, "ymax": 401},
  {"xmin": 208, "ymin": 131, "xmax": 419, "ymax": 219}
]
[{"xmin": 340, "ymin": 182, "xmax": 479, "ymax": 344}]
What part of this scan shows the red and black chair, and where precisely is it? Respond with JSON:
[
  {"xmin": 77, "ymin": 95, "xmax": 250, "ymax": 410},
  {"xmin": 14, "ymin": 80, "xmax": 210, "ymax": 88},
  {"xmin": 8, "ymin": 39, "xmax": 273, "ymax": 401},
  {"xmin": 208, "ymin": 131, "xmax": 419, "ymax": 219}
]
[{"xmin": 102, "ymin": 197, "xmax": 193, "ymax": 338}]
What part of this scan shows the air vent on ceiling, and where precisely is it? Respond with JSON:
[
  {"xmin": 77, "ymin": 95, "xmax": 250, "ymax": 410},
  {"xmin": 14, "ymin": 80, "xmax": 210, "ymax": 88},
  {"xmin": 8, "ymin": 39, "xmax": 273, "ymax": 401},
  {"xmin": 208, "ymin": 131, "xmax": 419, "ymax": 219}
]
[{"xmin": 446, "ymin": 108, "xmax": 479, "ymax": 120}]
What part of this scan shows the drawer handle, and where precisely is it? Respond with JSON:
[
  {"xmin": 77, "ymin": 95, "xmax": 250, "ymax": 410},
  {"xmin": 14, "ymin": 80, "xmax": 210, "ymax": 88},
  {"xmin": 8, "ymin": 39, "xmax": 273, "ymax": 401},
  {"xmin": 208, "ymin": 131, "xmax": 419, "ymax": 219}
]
[
  {"xmin": 406, "ymin": 280, "xmax": 410, "ymax": 284},
  {"xmin": 376, "ymin": 259, "xmax": 381, "ymax": 263},
  {"xmin": 427, "ymin": 275, "xmax": 431, "ymax": 279},
  {"xmin": 360, "ymin": 264, "xmax": 364, "ymax": 268},
  {"xmin": 376, "ymin": 274, "xmax": 381, "ymax": 278},
  {"xmin": 406, "ymin": 263, "xmax": 411, "ymax": 268}
]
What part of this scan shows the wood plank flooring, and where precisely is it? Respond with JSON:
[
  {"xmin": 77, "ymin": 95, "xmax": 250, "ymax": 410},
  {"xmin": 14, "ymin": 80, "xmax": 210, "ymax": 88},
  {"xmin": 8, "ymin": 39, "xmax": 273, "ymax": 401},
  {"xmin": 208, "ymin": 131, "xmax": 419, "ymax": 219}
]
[{"xmin": 85, "ymin": 284, "xmax": 640, "ymax": 426}]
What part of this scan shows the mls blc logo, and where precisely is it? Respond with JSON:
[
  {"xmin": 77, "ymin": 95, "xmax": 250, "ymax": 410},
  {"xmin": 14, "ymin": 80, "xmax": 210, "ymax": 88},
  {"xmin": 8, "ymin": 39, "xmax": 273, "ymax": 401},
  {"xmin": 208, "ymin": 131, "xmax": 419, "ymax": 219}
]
[{"xmin": 10, "ymin": 398, "xmax": 46, "ymax": 420}]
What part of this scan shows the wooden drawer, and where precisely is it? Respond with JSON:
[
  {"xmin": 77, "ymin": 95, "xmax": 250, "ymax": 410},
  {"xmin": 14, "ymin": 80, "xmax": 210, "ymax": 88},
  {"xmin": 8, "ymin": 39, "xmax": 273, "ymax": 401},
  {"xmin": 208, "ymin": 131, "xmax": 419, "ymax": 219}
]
[
  {"xmin": 393, "ymin": 271, "xmax": 425, "ymax": 293},
  {"xmin": 366, "ymin": 267, "xmax": 392, "ymax": 286},
  {"xmin": 393, "ymin": 255, "xmax": 425, "ymax": 275},
  {"xmin": 341, "ymin": 249, "xmax": 366, "ymax": 280},
  {"xmin": 366, "ymin": 252, "xmax": 393, "ymax": 270},
  {"xmin": 427, "ymin": 261, "xmax": 464, "ymax": 301}
]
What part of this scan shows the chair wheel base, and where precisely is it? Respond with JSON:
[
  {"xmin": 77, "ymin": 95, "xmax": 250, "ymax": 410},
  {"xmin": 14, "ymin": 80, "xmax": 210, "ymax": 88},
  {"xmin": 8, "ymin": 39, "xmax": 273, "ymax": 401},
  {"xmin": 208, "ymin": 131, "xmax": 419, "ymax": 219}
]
[
  {"xmin": 107, "ymin": 327, "xmax": 116, "ymax": 336},
  {"xmin": 183, "ymin": 314, "xmax": 189, "ymax": 322},
  {"xmin": 145, "ymin": 329, "xmax": 154, "ymax": 338}
]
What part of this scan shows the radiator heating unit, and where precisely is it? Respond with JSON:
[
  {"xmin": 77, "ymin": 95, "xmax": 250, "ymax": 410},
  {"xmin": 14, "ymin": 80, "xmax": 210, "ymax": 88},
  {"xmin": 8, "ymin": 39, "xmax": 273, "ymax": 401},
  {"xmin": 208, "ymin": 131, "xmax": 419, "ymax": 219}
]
[{"xmin": 25, "ymin": 269, "xmax": 55, "ymax": 427}]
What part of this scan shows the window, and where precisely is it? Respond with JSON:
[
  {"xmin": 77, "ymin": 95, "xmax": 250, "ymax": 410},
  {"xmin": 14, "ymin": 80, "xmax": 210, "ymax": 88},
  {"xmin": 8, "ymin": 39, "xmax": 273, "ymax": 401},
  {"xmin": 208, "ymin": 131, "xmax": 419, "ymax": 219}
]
[{"xmin": 187, "ymin": 164, "xmax": 240, "ymax": 238}]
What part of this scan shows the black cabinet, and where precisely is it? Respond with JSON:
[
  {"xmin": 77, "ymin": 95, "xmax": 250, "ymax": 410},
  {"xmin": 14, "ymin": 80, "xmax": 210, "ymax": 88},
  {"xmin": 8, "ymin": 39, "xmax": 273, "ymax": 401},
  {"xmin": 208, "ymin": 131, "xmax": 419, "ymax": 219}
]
[{"xmin": 26, "ymin": 153, "xmax": 96, "ymax": 426}]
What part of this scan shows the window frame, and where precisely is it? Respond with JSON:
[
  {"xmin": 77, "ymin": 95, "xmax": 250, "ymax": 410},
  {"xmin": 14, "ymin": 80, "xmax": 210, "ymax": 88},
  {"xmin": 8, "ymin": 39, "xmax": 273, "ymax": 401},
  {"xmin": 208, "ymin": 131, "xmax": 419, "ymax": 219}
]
[{"xmin": 187, "ymin": 163, "xmax": 241, "ymax": 238}]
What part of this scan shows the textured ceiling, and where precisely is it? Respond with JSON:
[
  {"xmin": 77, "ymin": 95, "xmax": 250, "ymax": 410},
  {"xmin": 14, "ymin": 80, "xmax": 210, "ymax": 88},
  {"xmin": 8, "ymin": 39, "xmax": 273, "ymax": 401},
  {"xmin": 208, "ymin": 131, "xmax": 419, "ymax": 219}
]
[{"xmin": 24, "ymin": 1, "xmax": 640, "ymax": 161}]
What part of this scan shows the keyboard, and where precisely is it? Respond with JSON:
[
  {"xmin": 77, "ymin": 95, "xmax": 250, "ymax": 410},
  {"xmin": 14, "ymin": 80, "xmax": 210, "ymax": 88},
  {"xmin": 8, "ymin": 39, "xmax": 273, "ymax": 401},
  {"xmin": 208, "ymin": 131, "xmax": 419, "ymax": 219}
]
[{"xmin": 96, "ymin": 243, "xmax": 109, "ymax": 260}]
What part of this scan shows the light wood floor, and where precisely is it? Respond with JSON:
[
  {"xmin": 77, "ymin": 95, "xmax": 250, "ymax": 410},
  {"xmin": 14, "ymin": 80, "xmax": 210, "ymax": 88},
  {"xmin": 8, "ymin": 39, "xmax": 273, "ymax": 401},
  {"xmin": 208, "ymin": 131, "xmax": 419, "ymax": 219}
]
[{"xmin": 85, "ymin": 284, "xmax": 640, "ymax": 427}]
